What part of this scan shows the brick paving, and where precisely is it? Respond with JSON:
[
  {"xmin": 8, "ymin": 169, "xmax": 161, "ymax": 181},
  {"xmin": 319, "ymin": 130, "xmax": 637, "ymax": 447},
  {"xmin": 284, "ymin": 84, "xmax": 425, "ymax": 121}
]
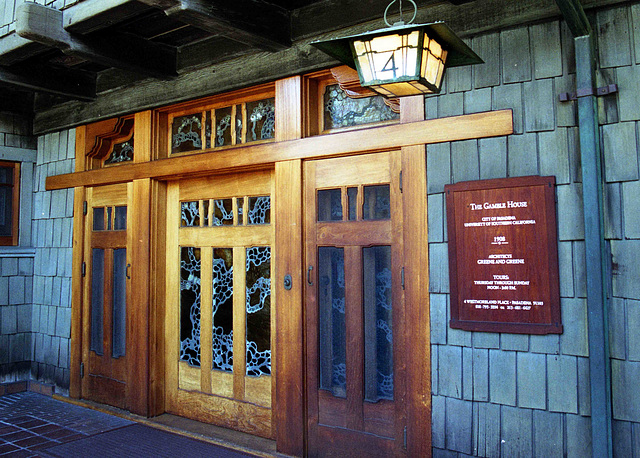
[{"xmin": 0, "ymin": 391, "xmax": 133, "ymax": 457}]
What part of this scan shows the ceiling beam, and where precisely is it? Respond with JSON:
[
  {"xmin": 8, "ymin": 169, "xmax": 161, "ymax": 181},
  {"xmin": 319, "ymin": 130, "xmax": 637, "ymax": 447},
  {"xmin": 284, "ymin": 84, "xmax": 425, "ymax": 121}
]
[
  {"xmin": 15, "ymin": 2, "xmax": 177, "ymax": 79},
  {"xmin": 0, "ymin": 64, "xmax": 96, "ymax": 101},
  {"xmin": 140, "ymin": 0, "xmax": 291, "ymax": 52},
  {"xmin": 554, "ymin": 0, "xmax": 591, "ymax": 36}
]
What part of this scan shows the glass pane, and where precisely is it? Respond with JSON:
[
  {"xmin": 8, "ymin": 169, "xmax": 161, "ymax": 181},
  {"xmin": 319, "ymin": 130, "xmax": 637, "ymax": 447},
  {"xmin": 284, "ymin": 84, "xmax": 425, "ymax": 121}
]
[
  {"xmin": 317, "ymin": 189, "xmax": 342, "ymax": 222},
  {"xmin": 90, "ymin": 248, "xmax": 104, "ymax": 356},
  {"xmin": 212, "ymin": 199, "xmax": 234, "ymax": 226},
  {"xmin": 202, "ymin": 200, "xmax": 210, "ymax": 226},
  {"xmin": 318, "ymin": 247, "xmax": 346, "ymax": 397},
  {"xmin": 248, "ymin": 196, "xmax": 271, "ymax": 225},
  {"xmin": 0, "ymin": 187, "xmax": 12, "ymax": 236},
  {"xmin": 324, "ymin": 85, "xmax": 399, "ymax": 130},
  {"xmin": 363, "ymin": 246, "xmax": 393, "ymax": 401},
  {"xmin": 0, "ymin": 166, "xmax": 13, "ymax": 184},
  {"xmin": 246, "ymin": 246, "xmax": 271, "ymax": 377},
  {"xmin": 235, "ymin": 104, "xmax": 243, "ymax": 144},
  {"xmin": 181, "ymin": 201, "xmax": 200, "ymax": 227},
  {"xmin": 112, "ymin": 248, "xmax": 127, "ymax": 359},
  {"xmin": 180, "ymin": 247, "xmax": 201, "ymax": 367},
  {"xmin": 104, "ymin": 139, "xmax": 134, "ymax": 165},
  {"xmin": 205, "ymin": 110, "xmax": 212, "ymax": 149},
  {"xmin": 246, "ymin": 98, "xmax": 275, "ymax": 143},
  {"xmin": 237, "ymin": 197, "xmax": 244, "ymax": 226},
  {"xmin": 215, "ymin": 106, "xmax": 233, "ymax": 147},
  {"xmin": 212, "ymin": 248, "xmax": 234, "ymax": 372},
  {"xmin": 114, "ymin": 206, "xmax": 127, "ymax": 231},
  {"xmin": 93, "ymin": 207, "xmax": 105, "ymax": 231},
  {"xmin": 172, "ymin": 114, "xmax": 203, "ymax": 154},
  {"xmin": 363, "ymin": 185, "xmax": 391, "ymax": 220},
  {"xmin": 347, "ymin": 187, "xmax": 358, "ymax": 221},
  {"xmin": 107, "ymin": 207, "xmax": 113, "ymax": 230}
]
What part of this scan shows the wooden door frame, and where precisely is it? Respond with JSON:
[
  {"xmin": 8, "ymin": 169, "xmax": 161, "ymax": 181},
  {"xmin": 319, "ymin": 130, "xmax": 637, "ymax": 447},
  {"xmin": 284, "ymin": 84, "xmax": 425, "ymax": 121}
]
[{"xmin": 64, "ymin": 74, "xmax": 513, "ymax": 456}]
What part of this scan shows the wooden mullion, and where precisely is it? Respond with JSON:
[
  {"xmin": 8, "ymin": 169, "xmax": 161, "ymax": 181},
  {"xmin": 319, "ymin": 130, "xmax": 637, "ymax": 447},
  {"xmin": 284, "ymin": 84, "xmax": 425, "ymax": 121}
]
[
  {"xmin": 231, "ymin": 105, "xmax": 237, "ymax": 146},
  {"xmin": 103, "ymin": 249, "xmax": 114, "ymax": 363},
  {"xmin": 345, "ymin": 245, "xmax": 364, "ymax": 431},
  {"xmin": 233, "ymin": 246, "xmax": 247, "ymax": 401},
  {"xmin": 200, "ymin": 247, "xmax": 213, "ymax": 394}
]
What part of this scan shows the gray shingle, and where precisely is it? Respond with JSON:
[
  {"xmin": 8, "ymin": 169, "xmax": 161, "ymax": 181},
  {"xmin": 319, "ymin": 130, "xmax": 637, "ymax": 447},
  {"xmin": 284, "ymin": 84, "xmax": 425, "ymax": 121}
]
[
  {"xmin": 555, "ymin": 74, "xmax": 577, "ymax": 128},
  {"xmin": 612, "ymin": 359, "xmax": 640, "ymax": 422},
  {"xmin": 9, "ymin": 276, "xmax": 25, "ymax": 305},
  {"xmin": 0, "ymin": 335, "xmax": 8, "ymax": 364},
  {"xmin": 566, "ymin": 414, "xmax": 592, "ymax": 458},
  {"xmin": 432, "ymin": 344, "xmax": 439, "ymax": 394},
  {"xmin": 628, "ymin": 299, "xmax": 640, "ymax": 362},
  {"xmin": 508, "ymin": 133, "xmax": 538, "ymax": 177},
  {"xmin": 602, "ymin": 122, "xmax": 639, "ymax": 183},
  {"xmin": 432, "ymin": 395, "xmax": 446, "ymax": 448},
  {"xmin": 446, "ymin": 65, "xmax": 472, "ymax": 93},
  {"xmin": 471, "ymin": 348, "xmax": 489, "ymax": 402},
  {"xmin": 478, "ymin": 136, "xmax": 507, "ymax": 180},
  {"xmin": 426, "ymin": 96, "xmax": 438, "ymax": 120},
  {"xmin": 560, "ymin": 298, "xmax": 588, "ymax": 357},
  {"xmin": 567, "ymin": 127, "xmax": 582, "ymax": 183},
  {"xmin": 429, "ymin": 243, "xmax": 449, "ymax": 294},
  {"xmin": 2, "ymin": 257, "xmax": 18, "ymax": 276},
  {"xmin": 451, "ymin": 140, "xmax": 479, "ymax": 183},
  {"xmin": 612, "ymin": 420, "xmax": 633, "ymax": 458},
  {"xmin": 547, "ymin": 354, "xmax": 578, "ymax": 413},
  {"xmin": 439, "ymin": 92, "xmax": 464, "ymax": 118},
  {"xmin": 430, "ymin": 294, "xmax": 448, "ymax": 345},
  {"xmin": 608, "ymin": 297, "xmax": 627, "ymax": 360},
  {"xmin": 472, "ymin": 33, "xmax": 500, "ymax": 89},
  {"xmin": 517, "ymin": 352, "xmax": 546, "ymax": 409},
  {"xmin": 463, "ymin": 347, "xmax": 473, "ymax": 400},
  {"xmin": 489, "ymin": 350, "xmax": 516, "ymax": 406},
  {"xmin": 9, "ymin": 333, "xmax": 25, "ymax": 363},
  {"xmin": 464, "ymin": 87, "xmax": 492, "ymax": 114},
  {"xmin": 622, "ymin": 180, "xmax": 640, "ymax": 239},
  {"xmin": 530, "ymin": 21, "xmax": 563, "ymax": 79},
  {"xmin": 56, "ymin": 307, "xmax": 71, "ymax": 339},
  {"xmin": 17, "ymin": 304, "xmax": 31, "ymax": 333},
  {"xmin": 577, "ymin": 356, "xmax": 591, "ymax": 416},
  {"xmin": 428, "ymin": 193, "xmax": 444, "ymax": 243},
  {"xmin": 533, "ymin": 410, "xmax": 563, "ymax": 458},
  {"xmin": 597, "ymin": 7, "xmax": 632, "ymax": 68},
  {"xmin": 1, "ymin": 305, "xmax": 17, "ymax": 334},
  {"xmin": 472, "ymin": 401, "xmax": 500, "ymax": 456},
  {"xmin": 524, "ymin": 79, "xmax": 555, "ymax": 132},
  {"xmin": 438, "ymin": 345, "xmax": 462, "ymax": 399},
  {"xmin": 558, "ymin": 241, "xmax": 574, "ymax": 298},
  {"xmin": 445, "ymin": 397, "xmax": 473, "ymax": 454},
  {"xmin": 556, "ymin": 184, "xmax": 585, "ymax": 241},
  {"xmin": 539, "ymin": 128, "xmax": 570, "ymax": 184},
  {"xmin": 500, "ymin": 405, "xmax": 532, "ymax": 457},
  {"xmin": 501, "ymin": 28, "xmax": 532, "ymax": 83},
  {"xmin": 604, "ymin": 182, "xmax": 623, "ymax": 240},
  {"xmin": 501, "ymin": 334, "xmax": 529, "ymax": 352},
  {"xmin": 611, "ymin": 240, "xmax": 640, "ymax": 300},
  {"xmin": 18, "ymin": 258, "xmax": 33, "ymax": 276},
  {"xmin": 493, "ymin": 84, "xmax": 523, "ymax": 134},
  {"xmin": 617, "ymin": 65, "xmax": 640, "ymax": 121},
  {"xmin": 572, "ymin": 241, "xmax": 587, "ymax": 298},
  {"xmin": 0, "ymin": 277, "xmax": 7, "ymax": 306},
  {"xmin": 473, "ymin": 333, "xmax": 499, "ymax": 349},
  {"xmin": 427, "ymin": 142, "xmax": 451, "ymax": 194}
]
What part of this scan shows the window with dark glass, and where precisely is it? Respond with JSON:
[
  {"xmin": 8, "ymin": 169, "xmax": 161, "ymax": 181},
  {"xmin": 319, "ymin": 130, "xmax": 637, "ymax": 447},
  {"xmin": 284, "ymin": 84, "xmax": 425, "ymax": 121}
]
[{"xmin": 0, "ymin": 161, "xmax": 19, "ymax": 246}]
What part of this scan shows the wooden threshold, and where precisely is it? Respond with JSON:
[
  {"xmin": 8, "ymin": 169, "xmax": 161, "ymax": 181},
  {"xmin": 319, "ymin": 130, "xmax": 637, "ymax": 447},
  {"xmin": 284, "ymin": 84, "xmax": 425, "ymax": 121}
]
[{"xmin": 46, "ymin": 109, "xmax": 513, "ymax": 190}]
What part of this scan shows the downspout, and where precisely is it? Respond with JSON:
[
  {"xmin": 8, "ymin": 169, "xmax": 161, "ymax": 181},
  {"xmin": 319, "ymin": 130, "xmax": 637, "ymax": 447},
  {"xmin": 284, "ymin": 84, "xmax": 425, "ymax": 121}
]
[{"xmin": 554, "ymin": 2, "xmax": 613, "ymax": 457}]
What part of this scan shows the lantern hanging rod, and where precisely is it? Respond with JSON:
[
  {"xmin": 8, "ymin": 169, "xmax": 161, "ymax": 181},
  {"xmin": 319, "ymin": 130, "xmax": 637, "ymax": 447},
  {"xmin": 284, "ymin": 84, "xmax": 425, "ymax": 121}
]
[{"xmin": 384, "ymin": 0, "xmax": 418, "ymax": 27}]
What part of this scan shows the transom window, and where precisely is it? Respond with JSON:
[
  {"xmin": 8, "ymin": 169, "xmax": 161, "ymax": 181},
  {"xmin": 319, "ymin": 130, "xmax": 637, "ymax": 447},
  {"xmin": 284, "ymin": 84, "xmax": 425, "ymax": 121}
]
[{"xmin": 0, "ymin": 161, "xmax": 20, "ymax": 246}]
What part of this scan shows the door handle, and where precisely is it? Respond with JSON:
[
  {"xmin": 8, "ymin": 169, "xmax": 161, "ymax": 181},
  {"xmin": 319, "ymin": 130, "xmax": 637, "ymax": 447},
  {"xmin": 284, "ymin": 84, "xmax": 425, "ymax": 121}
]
[
  {"xmin": 126, "ymin": 263, "xmax": 131, "ymax": 280},
  {"xmin": 307, "ymin": 266, "xmax": 313, "ymax": 286}
]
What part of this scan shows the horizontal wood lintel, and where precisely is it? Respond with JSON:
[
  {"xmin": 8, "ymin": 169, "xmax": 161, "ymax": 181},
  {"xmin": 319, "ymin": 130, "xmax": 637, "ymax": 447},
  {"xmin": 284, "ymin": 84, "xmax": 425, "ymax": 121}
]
[{"xmin": 46, "ymin": 109, "xmax": 513, "ymax": 190}]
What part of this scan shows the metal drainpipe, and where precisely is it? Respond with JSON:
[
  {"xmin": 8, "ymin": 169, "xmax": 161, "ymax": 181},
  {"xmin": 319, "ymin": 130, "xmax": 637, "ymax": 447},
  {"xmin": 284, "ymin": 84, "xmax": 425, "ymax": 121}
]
[{"xmin": 573, "ymin": 33, "xmax": 613, "ymax": 458}]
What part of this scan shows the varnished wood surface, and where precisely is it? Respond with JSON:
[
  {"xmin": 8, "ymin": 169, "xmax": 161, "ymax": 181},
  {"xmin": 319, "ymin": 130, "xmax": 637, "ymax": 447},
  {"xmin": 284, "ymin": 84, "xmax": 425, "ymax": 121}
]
[{"xmin": 46, "ymin": 110, "xmax": 513, "ymax": 191}]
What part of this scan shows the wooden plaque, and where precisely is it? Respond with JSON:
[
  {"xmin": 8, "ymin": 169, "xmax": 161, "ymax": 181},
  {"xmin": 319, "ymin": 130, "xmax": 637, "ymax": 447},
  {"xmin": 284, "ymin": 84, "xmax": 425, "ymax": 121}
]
[{"xmin": 445, "ymin": 176, "xmax": 562, "ymax": 334}]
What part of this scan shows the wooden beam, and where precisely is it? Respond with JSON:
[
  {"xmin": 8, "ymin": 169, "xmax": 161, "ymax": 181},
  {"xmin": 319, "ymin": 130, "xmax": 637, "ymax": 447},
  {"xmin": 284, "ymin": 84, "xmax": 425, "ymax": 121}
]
[
  {"xmin": 16, "ymin": 2, "xmax": 177, "ymax": 79},
  {"xmin": 162, "ymin": 0, "xmax": 291, "ymax": 51},
  {"xmin": 46, "ymin": 109, "xmax": 513, "ymax": 190},
  {"xmin": 554, "ymin": 0, "xmax": 591, "ymax": 37},
  {"xmin": 0, "ymin": 64, "xmax": 96, "ymax": 101}
]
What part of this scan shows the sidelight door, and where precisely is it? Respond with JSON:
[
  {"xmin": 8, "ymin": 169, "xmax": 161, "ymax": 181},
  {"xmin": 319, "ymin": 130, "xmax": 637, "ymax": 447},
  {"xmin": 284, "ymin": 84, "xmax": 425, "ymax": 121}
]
[
  {"xmin": 165, "ymin": 170, "xmax": 275, "ymax": 438},
  {"xmin": 304, "ymin": 151, "xmax": 408, "ymax": 457},
  {"xmin": 81, "ymin": 183, "xmax": 131, "ymax": 409}
]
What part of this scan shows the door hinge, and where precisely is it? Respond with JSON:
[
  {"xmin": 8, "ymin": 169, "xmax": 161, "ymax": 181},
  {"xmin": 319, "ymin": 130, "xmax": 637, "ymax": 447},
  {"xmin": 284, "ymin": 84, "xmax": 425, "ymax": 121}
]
[
  {"xmin": 401, "ymin": 267, "xmax": 405, "ymax": 290},
  {"xmin": 80, "ymin": 362, "xmax": 84, "ymax": 379},
  {"xmin": 399, "ymin": 171, "xmax": 403, "ymax": 193},
  {"xmin": 81, "ymin": 262, "xmax": 86, "ymax": 277},
  {"xmin": 403, "ymin": 426, "xmax": 407, "ymax": 449},
  {"xmin": 83, "ymin": 201, "xmax": 87, "ymax": 216}
]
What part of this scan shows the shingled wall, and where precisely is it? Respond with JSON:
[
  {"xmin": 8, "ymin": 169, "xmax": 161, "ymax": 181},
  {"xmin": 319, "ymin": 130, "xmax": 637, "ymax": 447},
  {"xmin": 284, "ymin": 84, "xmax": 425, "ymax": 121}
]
[{"xmin": 428, "ymin": 5, "xmax": 640, "ymax": 457}]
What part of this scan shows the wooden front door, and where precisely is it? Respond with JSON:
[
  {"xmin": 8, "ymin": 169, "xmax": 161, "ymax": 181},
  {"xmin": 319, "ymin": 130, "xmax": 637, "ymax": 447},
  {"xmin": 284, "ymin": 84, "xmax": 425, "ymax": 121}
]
[
  {"xmin": 165, "ymin": 170, "xmax": 275, "ymax": 438},
  {"xmin": 81, "ymin": 183, "xmax": 131, "ymax": 409},
  {"xmin": 304, "ymin": 151, "xmax": 408, "ymax": 457}
]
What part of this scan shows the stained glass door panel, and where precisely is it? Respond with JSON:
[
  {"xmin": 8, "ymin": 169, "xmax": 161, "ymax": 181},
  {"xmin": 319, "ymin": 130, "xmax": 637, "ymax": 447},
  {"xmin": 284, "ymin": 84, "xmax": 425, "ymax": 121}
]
[
  {"xmin": 166, "ymin": 170, "xmax": 275, "ymax": 439},
  {"xmin": 305, "ymin": 152, "xmax": 407, "ymax": 457},
  {"xmin": 82, "ymin": 184, "xmax": 130, "ymax": 410}
]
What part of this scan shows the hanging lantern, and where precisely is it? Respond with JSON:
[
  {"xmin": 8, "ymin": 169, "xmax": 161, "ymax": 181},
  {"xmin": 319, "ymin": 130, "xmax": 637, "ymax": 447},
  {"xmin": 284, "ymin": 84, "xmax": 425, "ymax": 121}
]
[{"xmin": 311, "ymin": 1, "xmax": 482, "ymax": 97}]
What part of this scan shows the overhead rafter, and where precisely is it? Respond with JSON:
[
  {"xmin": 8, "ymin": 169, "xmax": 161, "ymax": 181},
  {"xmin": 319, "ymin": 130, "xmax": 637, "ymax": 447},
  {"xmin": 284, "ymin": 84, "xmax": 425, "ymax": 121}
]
[
  {"xmin": 0, "ymin": 64, "xmax": 96, "ymax": 101},
  {"xmin": 554, "ymin": 0, "xmax": 591, "ymax": 36},
  {"xmin": 15, "ymin": 2, "xmax": 177, "ymax": 79},
  {"xmin": 139, "ymin": 0, "xmax": 291, "ymax": 52}
]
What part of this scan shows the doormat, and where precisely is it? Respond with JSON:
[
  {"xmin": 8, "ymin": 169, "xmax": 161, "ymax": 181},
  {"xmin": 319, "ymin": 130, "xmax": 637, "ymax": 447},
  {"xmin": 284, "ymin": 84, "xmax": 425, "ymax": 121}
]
[{"xmin": 39, "ymin": 423, "xmax": 258, "ymax": 458}]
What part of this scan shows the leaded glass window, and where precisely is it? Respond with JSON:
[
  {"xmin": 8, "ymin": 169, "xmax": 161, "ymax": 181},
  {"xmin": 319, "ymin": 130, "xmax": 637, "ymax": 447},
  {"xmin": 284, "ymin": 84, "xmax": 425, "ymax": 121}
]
[
  {"xmin": 172, "ymin": 114, "xmax": 203, "ymax": 154},
  {"xmin": 180, "ymin": 247, "xmax": 201, "ymax": 367},
  {"xmin": 104, "ymin": 138, "xmax": 134, "ymax": 165},
  {"xmin": 246, "ymin": 246, "xmax": 271, "ymax": 377},
  {"xmin": 324, "ymin": 84, "xmax": 399, "ymax": 130},
  {"xmin": 212, "ymin": 248, "xmax": 234, "ymax": 372}
]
